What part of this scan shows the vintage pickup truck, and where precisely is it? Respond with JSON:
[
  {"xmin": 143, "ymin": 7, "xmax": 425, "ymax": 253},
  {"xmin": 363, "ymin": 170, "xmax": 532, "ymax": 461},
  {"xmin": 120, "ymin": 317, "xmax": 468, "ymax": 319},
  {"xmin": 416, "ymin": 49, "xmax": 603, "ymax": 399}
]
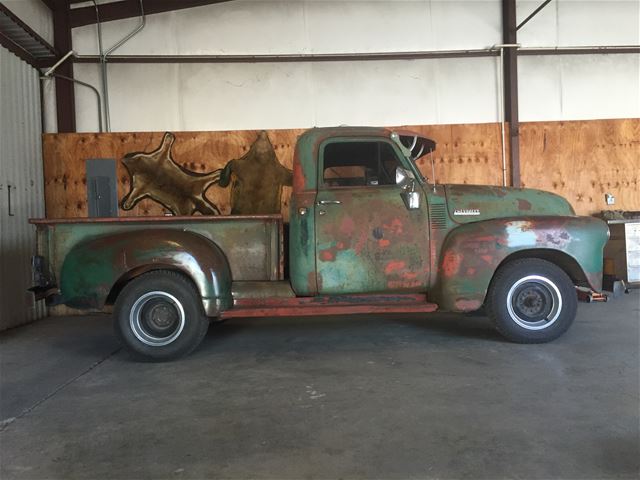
[{"xmin": 31, "ymin": 127, "xmax": 609, "ymax": 360}]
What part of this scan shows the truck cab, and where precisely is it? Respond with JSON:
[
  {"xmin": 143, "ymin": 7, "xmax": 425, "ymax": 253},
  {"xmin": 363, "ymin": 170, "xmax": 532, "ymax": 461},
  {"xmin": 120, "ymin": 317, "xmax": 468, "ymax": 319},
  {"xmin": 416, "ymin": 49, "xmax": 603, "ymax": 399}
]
[{"xmin": 290, "ymin": 127, "xmax": 606, "ymax": 306}]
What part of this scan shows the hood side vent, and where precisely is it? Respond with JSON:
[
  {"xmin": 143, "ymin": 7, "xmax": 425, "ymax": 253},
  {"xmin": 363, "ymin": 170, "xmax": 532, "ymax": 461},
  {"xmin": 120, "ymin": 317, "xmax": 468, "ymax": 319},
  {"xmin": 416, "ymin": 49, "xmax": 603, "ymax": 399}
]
[{"xmin": 430, "ymin": 204, "xmax": 448, "ymax": 229}]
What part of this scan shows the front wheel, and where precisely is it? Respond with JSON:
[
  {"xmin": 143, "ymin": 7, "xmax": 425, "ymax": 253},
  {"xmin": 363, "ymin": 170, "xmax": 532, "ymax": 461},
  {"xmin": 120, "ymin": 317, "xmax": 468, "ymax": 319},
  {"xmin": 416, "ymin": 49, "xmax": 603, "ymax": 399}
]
[
  {"xmin": 114, "ymin": 270, "xmax": 209, "ymax": 361},
  {"xmin": 486, "ymin": 259, "xmax": 577, "ymax": 343}
]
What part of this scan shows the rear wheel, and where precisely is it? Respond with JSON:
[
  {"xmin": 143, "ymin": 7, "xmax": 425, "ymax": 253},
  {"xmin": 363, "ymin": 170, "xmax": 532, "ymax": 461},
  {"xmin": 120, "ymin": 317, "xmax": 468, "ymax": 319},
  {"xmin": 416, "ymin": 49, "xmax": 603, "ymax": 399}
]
[
  {"xmin": 486, "ymin": 259, "xmax": 577, "ymax": 343},
  {"xmin": 114, "ymin": 270, "xmax": 209, "ymax": 361}
]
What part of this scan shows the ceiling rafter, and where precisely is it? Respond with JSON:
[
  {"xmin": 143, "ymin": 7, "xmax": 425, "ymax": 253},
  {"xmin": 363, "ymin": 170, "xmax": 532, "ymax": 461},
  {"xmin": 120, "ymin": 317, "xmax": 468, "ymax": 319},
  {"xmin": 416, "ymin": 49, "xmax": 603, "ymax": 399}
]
[{"xmin": 69, "ymin": 0, "xmax": 233, "ymax": 28}]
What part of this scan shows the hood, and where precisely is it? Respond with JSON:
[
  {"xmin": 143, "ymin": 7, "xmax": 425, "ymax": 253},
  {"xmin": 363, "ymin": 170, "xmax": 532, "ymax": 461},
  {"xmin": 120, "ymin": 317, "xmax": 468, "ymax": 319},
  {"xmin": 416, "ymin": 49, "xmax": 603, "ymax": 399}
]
[{"xmin": 444, "ymin": 184, "xmax": 575, "ymax": 224}]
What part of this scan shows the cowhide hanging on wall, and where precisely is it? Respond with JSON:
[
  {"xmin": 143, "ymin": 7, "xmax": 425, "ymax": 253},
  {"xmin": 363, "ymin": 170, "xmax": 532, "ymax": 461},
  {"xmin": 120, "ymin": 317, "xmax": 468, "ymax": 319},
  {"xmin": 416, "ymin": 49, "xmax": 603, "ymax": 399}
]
[
  {"xmin": 120, "ymin": 132, "xmax": 222, "ymax": 215},
  {"xmin": 218, "ymin": 130, "xmax": 293, "ymax": 215},
  {"xmin": 120, "ymin": 130, "xmax": 292, "ymax": 216}
]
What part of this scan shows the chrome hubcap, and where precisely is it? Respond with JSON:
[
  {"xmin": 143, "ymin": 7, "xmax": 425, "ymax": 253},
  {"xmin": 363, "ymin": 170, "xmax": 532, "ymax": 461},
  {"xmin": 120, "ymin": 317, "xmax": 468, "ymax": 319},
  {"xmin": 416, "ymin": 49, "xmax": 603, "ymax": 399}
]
[
  {"xmin": 506, "ymin": 275, "xmax": 562, "ymax": 330},
  {"xmin": 130, "ymin": 291, "xmax": 185, "ymax": 346}
]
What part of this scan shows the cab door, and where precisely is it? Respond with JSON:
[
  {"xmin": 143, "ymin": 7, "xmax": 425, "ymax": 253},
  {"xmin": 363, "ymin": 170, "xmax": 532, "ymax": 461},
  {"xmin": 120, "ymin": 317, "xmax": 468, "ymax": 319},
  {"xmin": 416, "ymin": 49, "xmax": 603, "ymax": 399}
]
[{"xmin": 314, "ymin": 138, "xmax": 430, "ymax": 294}]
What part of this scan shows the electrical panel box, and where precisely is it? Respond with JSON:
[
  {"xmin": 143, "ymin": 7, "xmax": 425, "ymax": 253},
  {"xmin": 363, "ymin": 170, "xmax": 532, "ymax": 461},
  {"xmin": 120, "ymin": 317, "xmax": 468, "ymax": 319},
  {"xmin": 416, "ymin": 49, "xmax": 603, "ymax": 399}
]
[{"xmin": 86, "ymin": 159, "xmax": 118, "ymax": 218}]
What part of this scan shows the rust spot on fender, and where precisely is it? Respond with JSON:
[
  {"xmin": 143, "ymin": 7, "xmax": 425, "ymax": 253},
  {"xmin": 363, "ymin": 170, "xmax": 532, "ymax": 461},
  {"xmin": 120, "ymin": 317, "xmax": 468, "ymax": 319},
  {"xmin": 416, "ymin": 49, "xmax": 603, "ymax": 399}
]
[
  {"xmin": 442, "ymin": 251, "xmax": 463, "ymax": 277},
  {"xmin": 518, "ymin": 199, "xmax": 532, "ymax": 210},
  {"xmin": 480, "ymin": 255, "xmax": 493, "ymax": 265},
  {"xmin": 454, "ymin": 298, "xmax": 482, "ymax": 311}
]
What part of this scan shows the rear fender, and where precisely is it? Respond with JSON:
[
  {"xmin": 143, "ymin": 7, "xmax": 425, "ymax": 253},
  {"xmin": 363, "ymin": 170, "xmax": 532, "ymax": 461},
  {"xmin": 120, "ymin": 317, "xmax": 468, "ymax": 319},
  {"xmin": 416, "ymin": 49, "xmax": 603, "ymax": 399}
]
[
  {"xmin": 433, "ymin": 216, "xmax": 609, "ymax": 312},
  {"xmin": 60, "ymin": 229, "xmax": 232, "ymax": 316}
]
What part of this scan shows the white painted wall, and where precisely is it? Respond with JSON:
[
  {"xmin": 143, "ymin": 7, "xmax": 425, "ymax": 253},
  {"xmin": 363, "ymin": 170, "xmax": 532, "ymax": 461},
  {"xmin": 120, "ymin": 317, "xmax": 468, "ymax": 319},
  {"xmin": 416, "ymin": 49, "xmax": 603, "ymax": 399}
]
[
  {"xmin": 517, "ymin": 0, "xmax": 640, "ymax": 122},
  {"xmin": 517, "ymin": 0, "xmax": 639, "ymax": 47},
  {"xmin": 62, "ymin": 0, "xmax": 640, "ymax": 132},
  {"xmin": 73, "ymin": 56, "xmax": 501, "ymax": 132},
  {"xmin": 72, "ymin": 1, "xmax": 502, "ymax": 56},
  {"xmin": 519, "ymin": 54, "xmax": 640, "ymax": 121},
  {"xmin": 70, "ymin": 0, "xmax": 503, "ymax": 132}
]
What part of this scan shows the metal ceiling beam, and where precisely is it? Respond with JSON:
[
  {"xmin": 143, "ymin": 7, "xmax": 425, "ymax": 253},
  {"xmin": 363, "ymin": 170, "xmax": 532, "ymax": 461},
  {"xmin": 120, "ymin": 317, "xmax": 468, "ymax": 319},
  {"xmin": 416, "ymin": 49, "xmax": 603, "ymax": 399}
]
[
  {"xmin": 520, "ymin": 46, "xmax": 640, "ymax": 55},
  {"xmin": 40, "ymin": 0, "xmax": 55, "ymax": 10},
  {"xmin": 0, "ymin": 2, "xmax": 57, "ymax": 67},
  {"xmin": 53, "ymin": 0, "xmax": 76, "ymax": 132},
  {"xmin": 71, "ymin": 45, "xmax": 640, "ymax": 65},
  {"xmin": 74, "ymin": 49, "xmax": 500, "ymax": 64},
  {"xmin": 0, "ymin": 30, "xmax": 40, "ymax": 67},
  {"xmin": 70, "ymin": 0, "xmax": 233, "ymax": 28},
  {"xmin": 517, "ymin": 0, "xmax": 553, "ymax": 31},
  {"xmin": 502, "ymin": 0, "xmax": 520, "ymax": 188}
]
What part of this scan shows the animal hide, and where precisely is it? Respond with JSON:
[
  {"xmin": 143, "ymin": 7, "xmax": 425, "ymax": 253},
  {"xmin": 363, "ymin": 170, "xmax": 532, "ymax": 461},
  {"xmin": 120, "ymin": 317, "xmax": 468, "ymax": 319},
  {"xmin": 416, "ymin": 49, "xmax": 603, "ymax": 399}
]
[
  {"xmin": 218, "ymin": 131, "xmax": 293, "ymax": 215},
  {"xmin": 120, "ymin": 132, "xmax": 221, "ymax": 215}
]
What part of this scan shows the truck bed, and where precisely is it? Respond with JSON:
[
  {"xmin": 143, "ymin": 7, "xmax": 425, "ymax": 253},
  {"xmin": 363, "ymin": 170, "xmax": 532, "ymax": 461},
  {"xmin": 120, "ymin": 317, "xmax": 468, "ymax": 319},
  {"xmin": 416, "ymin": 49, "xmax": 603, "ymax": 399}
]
[{"xmin": 31, "ymin": 215, "xmax": 284, "ymax": 283}]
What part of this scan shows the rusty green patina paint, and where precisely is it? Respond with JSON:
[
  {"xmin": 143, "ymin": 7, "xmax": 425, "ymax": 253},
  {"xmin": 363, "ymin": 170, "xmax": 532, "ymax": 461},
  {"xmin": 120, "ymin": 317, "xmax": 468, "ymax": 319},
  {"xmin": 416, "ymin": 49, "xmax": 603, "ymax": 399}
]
[
  {"xmin": 37, "ymin": 215, "xmax": 282, "ymax": 316},
  {"xmin": 288, "ymin": 126, "xmax": 608, "ymax": 309},
  {"xmin": 444, "ymin": 184, "xmax": 575, "ymax": 222},
  {"xmin": 290, "ymin": 128, "xmax": 426, "ymax": 296},
  {"xmin": 35, "ymin": 126, "xmax": 609, "ymax": 318},
  {"xmin": 60, "ymin": 229, "xmax": 233, "ymax": 315},
  {"xmin": 314, "ymin": 185, "xmax": 430, "ymax": 294},
  {"xmin": 433, "ymin": 216, "xmax": 609, "ymax": 312}
]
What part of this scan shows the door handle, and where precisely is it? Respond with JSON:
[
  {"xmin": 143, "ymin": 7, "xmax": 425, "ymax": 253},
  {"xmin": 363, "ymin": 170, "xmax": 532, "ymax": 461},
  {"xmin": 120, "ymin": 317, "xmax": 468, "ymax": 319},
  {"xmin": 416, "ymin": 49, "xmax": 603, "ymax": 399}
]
[
  {"xmin": 317, "ymin": 200, "xmax": 341, "ymax": 205},
  {"xmin": 7, "ymin": 185, "xmax": 14, "ymax": 217}
]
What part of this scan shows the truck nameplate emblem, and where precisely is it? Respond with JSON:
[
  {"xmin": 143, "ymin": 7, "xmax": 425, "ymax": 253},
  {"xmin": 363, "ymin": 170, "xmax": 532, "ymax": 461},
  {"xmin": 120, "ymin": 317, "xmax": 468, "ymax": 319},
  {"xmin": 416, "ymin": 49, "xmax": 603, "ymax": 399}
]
[{"xmin": 453, "ymin": 209, "xmax": 481, "ymax": 216}]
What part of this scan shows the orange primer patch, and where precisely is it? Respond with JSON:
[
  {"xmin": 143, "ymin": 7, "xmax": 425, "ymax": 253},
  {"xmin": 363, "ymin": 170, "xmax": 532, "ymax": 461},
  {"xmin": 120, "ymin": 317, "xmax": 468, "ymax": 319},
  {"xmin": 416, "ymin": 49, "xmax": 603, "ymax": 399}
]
[
  {"xmin": 454, "ymin": 298, "xmax": 482, "ymax": 311},
  {"xmin": 442, "ymin": 251, "xmax": 463, "ymax": 277},
  {"xmin": 384, "ymin": 218, "xmax": 404, "ymax": 235},
  {"xmin": 339, "ymin": 217, "xmax": 355, "ymax": 236},
  {"xmin": 385, "ymin": 260, "xmax": 406, "ymax": 275},
  {"xmin": 480, "ymin": 254, "xmax": 493, "ymax": 264},
  {"xmin": 320, "ymin": 249, "xmax": 335, "ymax": 261}
]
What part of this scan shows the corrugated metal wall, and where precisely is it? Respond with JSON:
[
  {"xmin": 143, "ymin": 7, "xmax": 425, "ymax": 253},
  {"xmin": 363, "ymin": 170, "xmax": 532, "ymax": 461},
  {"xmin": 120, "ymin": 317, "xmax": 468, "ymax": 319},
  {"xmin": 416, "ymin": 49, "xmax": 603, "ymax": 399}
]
[{"xmin": 0, "ymin": 46, "xmax": 46, "ymax": 330}]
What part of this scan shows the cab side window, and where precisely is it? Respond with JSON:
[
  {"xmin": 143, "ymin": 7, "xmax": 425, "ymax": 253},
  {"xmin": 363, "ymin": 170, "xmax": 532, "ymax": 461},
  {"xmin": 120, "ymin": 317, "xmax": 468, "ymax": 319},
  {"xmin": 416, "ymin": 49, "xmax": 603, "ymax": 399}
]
[{"xmin": 322, "ymin": 141, "xmax": 401, "ymax": 188}]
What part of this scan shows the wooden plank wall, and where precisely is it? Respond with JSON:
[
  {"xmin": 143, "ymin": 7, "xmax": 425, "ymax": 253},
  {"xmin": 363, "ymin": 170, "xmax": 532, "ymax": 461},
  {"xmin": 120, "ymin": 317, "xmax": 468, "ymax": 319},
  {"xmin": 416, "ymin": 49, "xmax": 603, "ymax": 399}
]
[
  {"xmin": 520, "ymin": 119, "xmax": 639, "ymax": 215},
  {"xmin": 42, "ymin": 118, "xmax": 638, "ymax": 219}
]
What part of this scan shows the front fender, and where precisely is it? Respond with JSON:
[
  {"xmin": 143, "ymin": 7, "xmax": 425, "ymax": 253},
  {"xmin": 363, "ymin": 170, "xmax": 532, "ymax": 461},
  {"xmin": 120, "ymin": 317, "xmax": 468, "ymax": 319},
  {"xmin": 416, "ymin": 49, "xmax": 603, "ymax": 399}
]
[
  {"xmin": 60, "ymin": 229, "xmax": 232, "ymax": 316},
  {"xmin": 433, "ymin": 216, "xmax": 609, "ymax": 312}
]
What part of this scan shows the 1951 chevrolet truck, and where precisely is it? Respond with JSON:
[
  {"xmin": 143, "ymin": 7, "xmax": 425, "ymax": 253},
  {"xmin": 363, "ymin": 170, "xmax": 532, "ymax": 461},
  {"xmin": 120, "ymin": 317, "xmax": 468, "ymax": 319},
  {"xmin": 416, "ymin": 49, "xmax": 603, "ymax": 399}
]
[{"xmin": 30, "ymin": 127, "xmax": 609, "ymax": 361}]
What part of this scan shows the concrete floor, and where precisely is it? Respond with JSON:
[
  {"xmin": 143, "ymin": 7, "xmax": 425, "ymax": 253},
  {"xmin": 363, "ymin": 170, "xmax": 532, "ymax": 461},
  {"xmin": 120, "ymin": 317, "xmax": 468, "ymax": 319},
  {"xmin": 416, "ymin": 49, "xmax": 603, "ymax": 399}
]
[{"xmin": 1, "ymin": 291, "xmax": 638, "ymax": 479}]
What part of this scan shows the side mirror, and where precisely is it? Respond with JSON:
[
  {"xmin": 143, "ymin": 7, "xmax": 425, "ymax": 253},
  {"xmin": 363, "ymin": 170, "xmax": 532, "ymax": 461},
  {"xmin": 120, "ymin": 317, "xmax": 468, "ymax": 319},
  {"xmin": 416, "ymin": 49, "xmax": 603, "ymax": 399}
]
[
  {"xmin": 401, "ymin": 191, "xmax": 420, "ymax": 210},
  {"xmin": 395, "ymin": 167, "xmax": 415, "ymax": 190},
  {"xmin": 396, "ymin": 167, "xmax": 420, "ymax": 210}
]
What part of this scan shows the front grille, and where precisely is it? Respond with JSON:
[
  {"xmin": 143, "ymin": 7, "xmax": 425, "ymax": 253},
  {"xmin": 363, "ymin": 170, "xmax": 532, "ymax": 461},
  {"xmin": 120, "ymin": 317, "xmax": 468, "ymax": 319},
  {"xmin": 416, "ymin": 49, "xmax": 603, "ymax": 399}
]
[{"xmin": 430, "ymin": 204, "xmax": 448, "ymax": 229}]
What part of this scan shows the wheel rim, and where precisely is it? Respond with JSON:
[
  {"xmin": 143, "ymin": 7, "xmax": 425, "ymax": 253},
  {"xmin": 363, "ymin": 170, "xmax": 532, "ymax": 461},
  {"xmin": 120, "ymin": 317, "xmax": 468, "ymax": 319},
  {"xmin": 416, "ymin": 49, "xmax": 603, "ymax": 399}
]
[
  {"xmin": 130, "ymin": 291, "xmax": 185, "ymax": 346},
  {"xmin": 506, "ymin": 275, "xmax": 562, "ymax": 331}
]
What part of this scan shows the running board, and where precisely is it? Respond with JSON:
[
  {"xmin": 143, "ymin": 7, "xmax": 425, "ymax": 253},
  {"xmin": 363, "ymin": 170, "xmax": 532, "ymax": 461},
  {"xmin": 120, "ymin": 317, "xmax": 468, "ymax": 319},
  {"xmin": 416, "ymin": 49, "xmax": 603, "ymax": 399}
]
[{"xmin": 220, "ymin": 293, "xmax": 438, "ymax": 319}]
